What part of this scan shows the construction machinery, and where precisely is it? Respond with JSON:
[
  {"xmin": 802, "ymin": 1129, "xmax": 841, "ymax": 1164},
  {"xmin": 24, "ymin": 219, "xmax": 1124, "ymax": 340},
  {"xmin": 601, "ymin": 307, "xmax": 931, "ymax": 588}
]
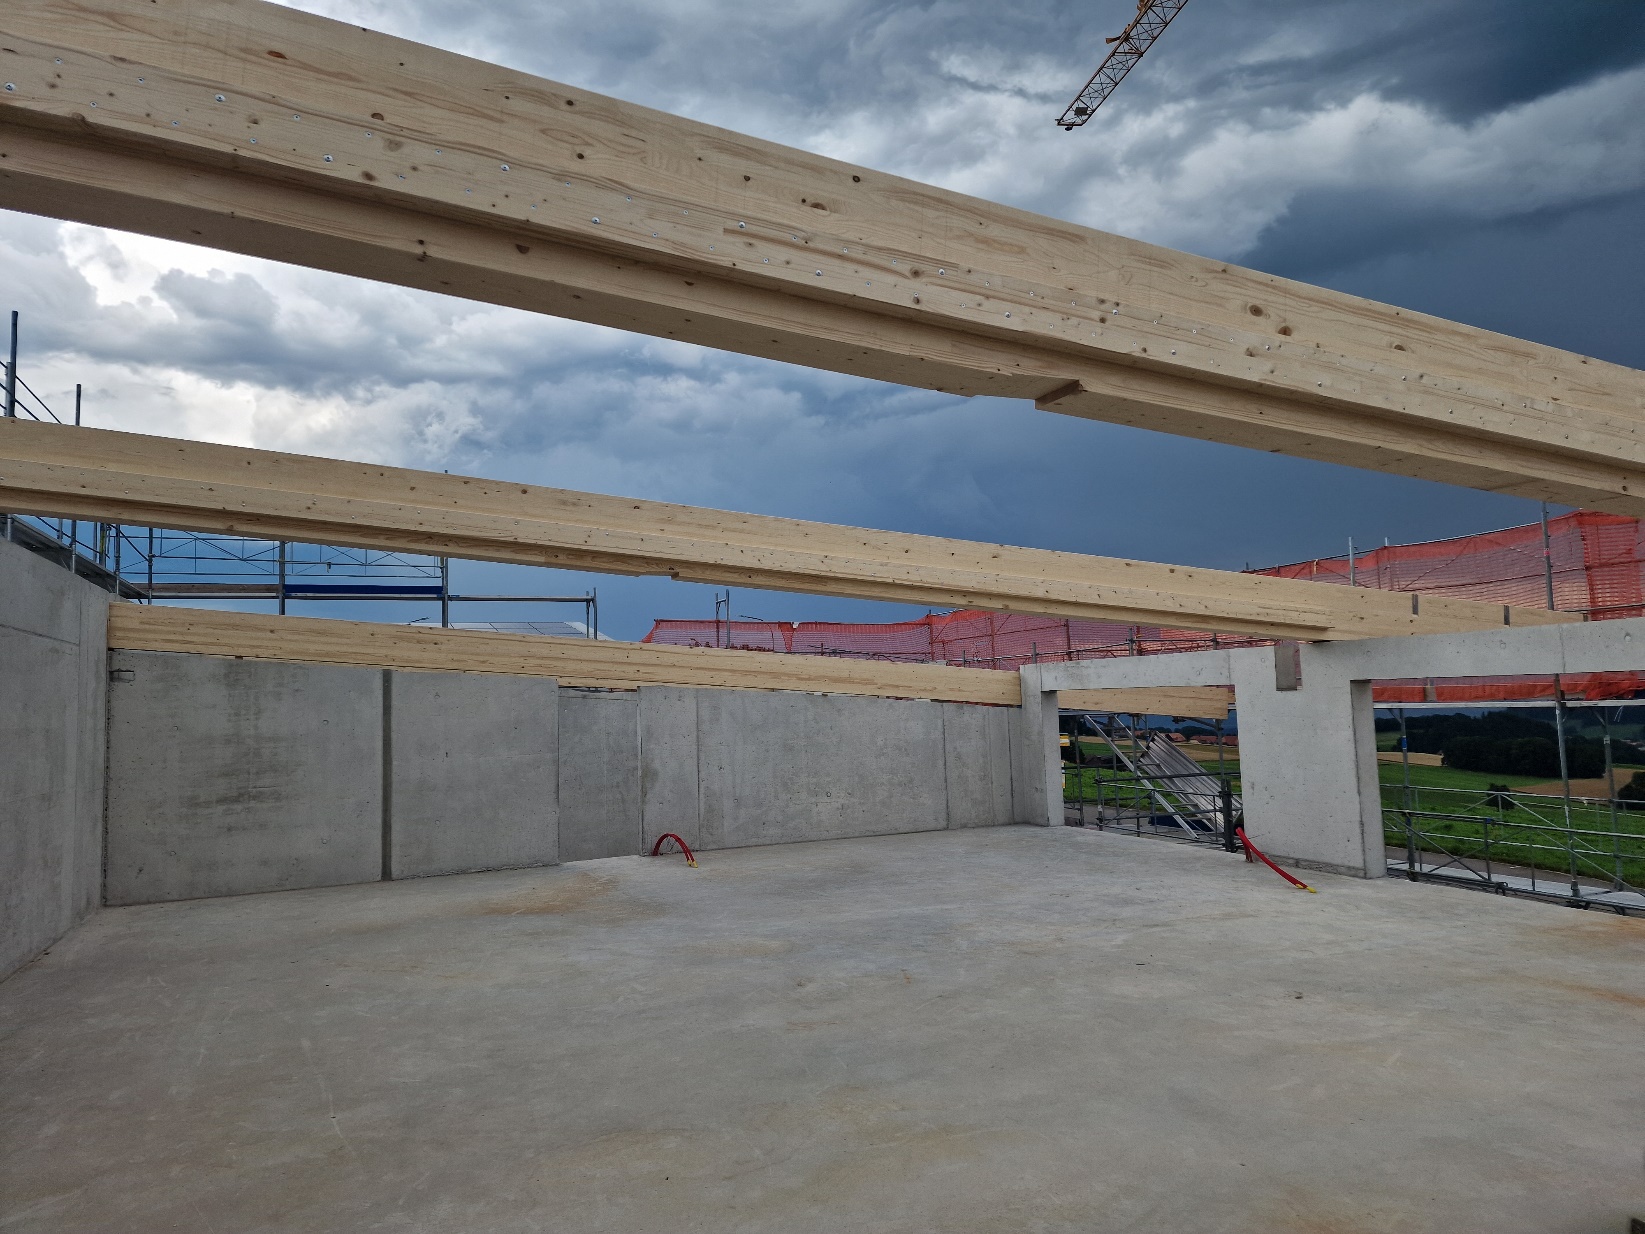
[{"xmin": 1058, "ymin": 0, "xmax": 1191, "ymax": 129}]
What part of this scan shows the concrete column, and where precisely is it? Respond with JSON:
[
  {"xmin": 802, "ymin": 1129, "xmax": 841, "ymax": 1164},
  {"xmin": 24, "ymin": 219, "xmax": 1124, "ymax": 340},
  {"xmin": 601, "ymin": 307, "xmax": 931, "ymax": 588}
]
[
  {"xmin": 1011, "ymin": 664, "xmax": 1062, "ymax": 826},
  {"xmin": 1228, "ymin": 648, "xmax": 1381, "ymax": 877}
]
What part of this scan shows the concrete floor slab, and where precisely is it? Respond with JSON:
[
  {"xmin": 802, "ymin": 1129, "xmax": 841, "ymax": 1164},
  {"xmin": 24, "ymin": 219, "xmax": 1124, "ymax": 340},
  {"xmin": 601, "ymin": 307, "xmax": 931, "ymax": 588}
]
[{"xmin": 3, "ymin": 827, "xmax": 1643, "ymax": 1232}]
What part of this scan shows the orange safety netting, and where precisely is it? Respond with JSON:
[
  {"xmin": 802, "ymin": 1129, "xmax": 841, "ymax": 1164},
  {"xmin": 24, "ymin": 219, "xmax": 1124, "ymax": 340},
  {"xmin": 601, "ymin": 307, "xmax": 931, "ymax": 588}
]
[
  {"xmin": 641, "ymin": 511, "xmax": 1645, "ymax": 707},
  {"xmin": 643, "ymin": 611, "xmax": 1251, "ymax": 671},
  {"xmin": 1253, "ymin": 510, "xmax": 1645, "ymax": 704},
  {"xmin": 1255, "ymin": 510, "xmax": 1645, "ymax": 619}
]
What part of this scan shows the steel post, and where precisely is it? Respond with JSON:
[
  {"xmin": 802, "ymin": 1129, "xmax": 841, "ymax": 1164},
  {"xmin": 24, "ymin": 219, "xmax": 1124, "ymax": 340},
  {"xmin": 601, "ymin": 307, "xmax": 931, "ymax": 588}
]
[
  {"xmin": 1603, "ymin": 711, "xmax": 1622, "ymax": 890},
  {"xmin": 1552, "ymin": 680, "xmax": 1580, "ymax": 898},
  {"xmin": 4, "ymin": 311, "xmax": 17, "ymax": 418},
  {"xmin": 1540, "ymin": 502, "xmax": 1556, "ymax": 610}
]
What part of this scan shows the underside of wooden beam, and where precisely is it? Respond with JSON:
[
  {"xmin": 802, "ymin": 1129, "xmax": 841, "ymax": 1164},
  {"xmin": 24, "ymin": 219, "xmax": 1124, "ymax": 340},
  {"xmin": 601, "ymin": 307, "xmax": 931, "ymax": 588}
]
[
  {"xmin": 1059, "ymin": 687, "xmax": 1233, "ymax": 720},
  {"xmin": 105, "ymin": 604, "xmax": 1026, "ymax": 705},
  {"xmin": 0, "ymin": 420, "xmax": 1574, "ymax": 640},
  {"xmin": 0, "ymin": 0, "xmax": 1641, "ymax": 513}
]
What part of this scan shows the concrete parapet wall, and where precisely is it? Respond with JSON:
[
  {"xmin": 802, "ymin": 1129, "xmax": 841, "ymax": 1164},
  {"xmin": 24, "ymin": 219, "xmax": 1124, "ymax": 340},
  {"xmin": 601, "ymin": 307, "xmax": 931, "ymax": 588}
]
[
  {"xmin": 695, "ymin": 689, "xmax": 949, "ymax": 849},
  {"xmin": 638, "ymin": 686, "xmax": 701, "ymax": 854},
  {"xmin": 107, "ymin": 657, "xmax": 562, "ymax": 904},
  {"xmin": 0, "ymin": 538, "xmax": 110, "ymax": 979},
  {"xmin": 106, "ymin": 651, "xmax": 384, "ymax": 904},
  {"xmin": 389, "ymin": 670, "xmax": 559, "ymax": 878},
  {"xmin": 100, "ymin": 655, "xmax": 1023, "ymax": 904},
  {"xmin": 583, "ymin": 685, "xmax": 1024, "ymax": 858},
  {"xmin": 559, "ymin": 689, "xmax": 641, "ymax": 862},
  {"xmin": 940, "ymin": 701, "xmax": 1016, "ymax": 830}
]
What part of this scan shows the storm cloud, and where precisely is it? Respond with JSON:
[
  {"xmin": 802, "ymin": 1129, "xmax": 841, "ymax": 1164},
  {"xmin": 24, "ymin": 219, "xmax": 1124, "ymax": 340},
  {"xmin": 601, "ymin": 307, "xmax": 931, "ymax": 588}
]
[{"xmin": 1, "ymin": 0, "xmax": 1640, "ymax": 636}]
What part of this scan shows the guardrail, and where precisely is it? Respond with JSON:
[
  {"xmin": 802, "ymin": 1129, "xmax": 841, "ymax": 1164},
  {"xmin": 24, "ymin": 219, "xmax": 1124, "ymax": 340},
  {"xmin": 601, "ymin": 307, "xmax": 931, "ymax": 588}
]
[
  {"xmin": 1064, "ymin": 762, "xmax": 1240, "ymax": 849},
  {"xmin": 1382, "ymin": 782, "xmax": 1645, "ymax": 915}
]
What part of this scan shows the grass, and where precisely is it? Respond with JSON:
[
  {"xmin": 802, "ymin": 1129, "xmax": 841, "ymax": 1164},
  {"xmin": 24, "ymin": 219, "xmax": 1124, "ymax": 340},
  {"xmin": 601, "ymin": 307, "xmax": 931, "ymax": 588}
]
[
  {"xmin": 1379, "ymin": 760, "xmax": 1645, "ymax": 794},
  {"xmin": 1381, "ymin": 766, "xmax": 1645, "ymax": 890},
  {"xmin": 1377, "ymin": 763, "xmax": 1543, "ymax": 792},
  {"xmin": 1067, "ymin": 747, "xmax": 1645, "ymax": 889},
  {"xmin": 1063, "ymin": 755, "xmax": 1238, "ymax": 837}
]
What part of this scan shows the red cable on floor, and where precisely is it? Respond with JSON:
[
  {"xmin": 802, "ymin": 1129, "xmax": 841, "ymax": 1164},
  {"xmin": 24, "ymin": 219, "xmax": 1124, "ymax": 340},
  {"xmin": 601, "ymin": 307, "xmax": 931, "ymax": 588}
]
[
  {"xmin": 1236, "ymin": 827, "xmax": 1315, "ymax": 893},
  {"xmin": 650, "ymin": 832, "xmax": 698, "ymax": 868}
]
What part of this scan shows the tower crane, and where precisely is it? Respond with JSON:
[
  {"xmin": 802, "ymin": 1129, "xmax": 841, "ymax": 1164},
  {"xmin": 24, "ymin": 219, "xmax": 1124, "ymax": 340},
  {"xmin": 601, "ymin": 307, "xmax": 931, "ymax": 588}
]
[{"xmin": 1057, "ymin": 0, "xmax": 1191, "ymax": 130}]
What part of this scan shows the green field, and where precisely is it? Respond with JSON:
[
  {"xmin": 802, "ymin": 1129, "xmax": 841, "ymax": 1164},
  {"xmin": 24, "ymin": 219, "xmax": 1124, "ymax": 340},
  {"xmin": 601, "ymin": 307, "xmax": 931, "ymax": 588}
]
[
  {"xmin": 1380, "ymin": 763, "xmax": 1645, "ymax": 890},
  {"xmin": 1377, "ymin": 762, "xmax": 1543, "ymax": 791},
  {"xmin": 1378, "ymin": 759, "xmax": 1645, "ymax": 794},
  {"xmin": 1066, "ymin": 748, "xmax": 1645, "ymax": 889},
  {"xmin": 1063, "ymin": 750, "xmax": 1238, "ymax": 832}
]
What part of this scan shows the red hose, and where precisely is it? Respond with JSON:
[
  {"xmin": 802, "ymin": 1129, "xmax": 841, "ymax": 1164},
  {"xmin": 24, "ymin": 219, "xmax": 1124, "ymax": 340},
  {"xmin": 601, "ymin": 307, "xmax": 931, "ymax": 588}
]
[
  {"xmin": 650, "ymin": 832, "xmax": 698, "ymax": 868},
  {"xmin": 1236, "ymin": 827, "xmax": 1315, "ymax": 893}
]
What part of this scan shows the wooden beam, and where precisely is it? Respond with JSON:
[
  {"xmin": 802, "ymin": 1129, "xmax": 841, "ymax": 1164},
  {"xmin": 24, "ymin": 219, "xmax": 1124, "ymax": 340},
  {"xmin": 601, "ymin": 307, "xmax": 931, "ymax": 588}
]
[
  {"xmin": 0, "ymin": 1, "xmax": 1641, "ymax": 513},
  {"xmin": 106, "ymin": 604, "xmax": 1025, "ymax": 705},
  {"xmin": 1059, "ymin": 687, "xmax": 1232, "ymax": 720},
  {"xmin": 0, "ymin": 420, "xmax": 1574, "ymax": 640}
]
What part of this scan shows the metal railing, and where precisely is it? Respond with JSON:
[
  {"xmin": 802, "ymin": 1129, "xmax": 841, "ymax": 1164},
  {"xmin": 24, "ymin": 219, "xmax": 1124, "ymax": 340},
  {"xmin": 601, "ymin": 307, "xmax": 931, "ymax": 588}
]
[
  {"xmin": 1064, "ymin": 761, "xmax": 1241, "ymax": 849},
  {"xmin": 1383, "ymin": 782, "xmax": 1645, "ymax": 915}
]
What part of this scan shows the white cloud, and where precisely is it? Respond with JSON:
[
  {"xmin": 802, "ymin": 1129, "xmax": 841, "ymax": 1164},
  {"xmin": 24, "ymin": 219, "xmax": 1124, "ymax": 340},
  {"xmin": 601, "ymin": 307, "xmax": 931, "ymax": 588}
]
[{"xmin": 0, "ymin": 0, "xmax": 1637, "ymax": 636}]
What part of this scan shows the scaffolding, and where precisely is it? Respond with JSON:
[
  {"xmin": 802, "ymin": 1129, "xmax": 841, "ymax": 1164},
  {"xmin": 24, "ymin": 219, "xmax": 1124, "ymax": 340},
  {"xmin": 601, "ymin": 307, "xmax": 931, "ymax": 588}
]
[
  {"xmin": 1380, "ymin": 698, "xmax": 1645, "ymax": 916},
  {"xmin": 0, "ymin": 312, "xmax": 598, "ymax": 635},
  {"xmin": 1062, "ymin": 711, "xmax": 1240, "ymax": 844}
]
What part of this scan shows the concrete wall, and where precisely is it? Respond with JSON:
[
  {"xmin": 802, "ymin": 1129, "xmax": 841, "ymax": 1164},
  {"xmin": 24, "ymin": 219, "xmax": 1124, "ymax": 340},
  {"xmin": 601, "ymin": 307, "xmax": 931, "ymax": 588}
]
[
  {"xmin": 578, "ymin": 685, "xmax": 1021, "ymax": 858},
  {"xmin": 389, "ymin": 671, "xmax": 559, "ymax": 878},
  {"xmin": 106, "ymin": 651, "xmax": 385, "ymax": 904},
  {"xmin": 696, "ymin": 689, "xmax": 948, "ymax": 848},
  {"xmin": 941, "ymin": 701, "xmax": 1017, "ymax": 830},
  {"xmin": 103, "ymin": 658, "xmax": 1024, "ymax": 903},
  {"xmin": 638, "ymin": 686, "xmax": 700, "ymax": 854},
  {"xmin": 559, "ymin": 689, "xmax": 641, "ymax": 862},
  {"xmin": 1030, "ymin": 615, "xmax": 1645, "ymax": 877},
  {"xmin": 108, "ymin": 658, "xmax": 562, "ymax": 904},
  {"xmin": 0, "ymin": 538, "xmax": 110, "ymax": 980}
]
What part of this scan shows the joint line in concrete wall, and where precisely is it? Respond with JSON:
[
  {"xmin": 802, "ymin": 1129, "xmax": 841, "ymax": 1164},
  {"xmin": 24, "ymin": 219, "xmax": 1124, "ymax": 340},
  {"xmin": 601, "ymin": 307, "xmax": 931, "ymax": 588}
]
[
  {"xmin": 380, "ymin": 669, "xmax": 393, "ymax": 881},
  {"xmin": 100, "ymin": 645, "xmax": 113, "ymax": 906}
]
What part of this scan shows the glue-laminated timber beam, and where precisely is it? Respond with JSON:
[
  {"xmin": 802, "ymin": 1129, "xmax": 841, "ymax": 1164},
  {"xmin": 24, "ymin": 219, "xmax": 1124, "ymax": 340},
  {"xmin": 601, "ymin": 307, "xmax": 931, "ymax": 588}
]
[
  {"xmin": 106, "ymin": 604, "xmax": 1025, "ymax": 705},
  {"xmin": 108, "ymin": 602, "xmax": 1229, "ymax": 714},
  {"xmin": 0, "ymin": 420, "xmax": 1574, "ymax": 640},
  {"xmin": 1, "ymin": 2, "xmax": 1642, "ymax": 515},
  {"xmin": 1059, "ymin": 687, "xmax": 1233, "ymax": 721}
]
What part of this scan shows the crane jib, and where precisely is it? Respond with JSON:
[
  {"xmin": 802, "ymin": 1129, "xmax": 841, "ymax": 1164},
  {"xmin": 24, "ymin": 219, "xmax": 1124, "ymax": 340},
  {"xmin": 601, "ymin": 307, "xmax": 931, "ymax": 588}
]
[{"xmin": 1058, "ymin": 0, "xmax": 1192, "ymax": 129}]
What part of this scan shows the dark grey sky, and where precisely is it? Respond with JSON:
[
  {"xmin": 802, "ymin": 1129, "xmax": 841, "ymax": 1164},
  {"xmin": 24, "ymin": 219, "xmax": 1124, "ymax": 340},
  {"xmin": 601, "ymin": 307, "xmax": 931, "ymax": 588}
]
[{"xmin": 2, "ymin": 0, "xmax": 1642, "ymax": 636}]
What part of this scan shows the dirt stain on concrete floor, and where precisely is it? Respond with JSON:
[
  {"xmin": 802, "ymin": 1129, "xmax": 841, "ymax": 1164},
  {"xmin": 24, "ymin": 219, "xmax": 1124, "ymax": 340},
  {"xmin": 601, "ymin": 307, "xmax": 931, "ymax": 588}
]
[
  {"xmin": 475, "ymin": 869, "xmax": 619, "ymax": 916},
  {"xmin": 470, "ymin": 870, "xmax": 675, "ymax": 928}
]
